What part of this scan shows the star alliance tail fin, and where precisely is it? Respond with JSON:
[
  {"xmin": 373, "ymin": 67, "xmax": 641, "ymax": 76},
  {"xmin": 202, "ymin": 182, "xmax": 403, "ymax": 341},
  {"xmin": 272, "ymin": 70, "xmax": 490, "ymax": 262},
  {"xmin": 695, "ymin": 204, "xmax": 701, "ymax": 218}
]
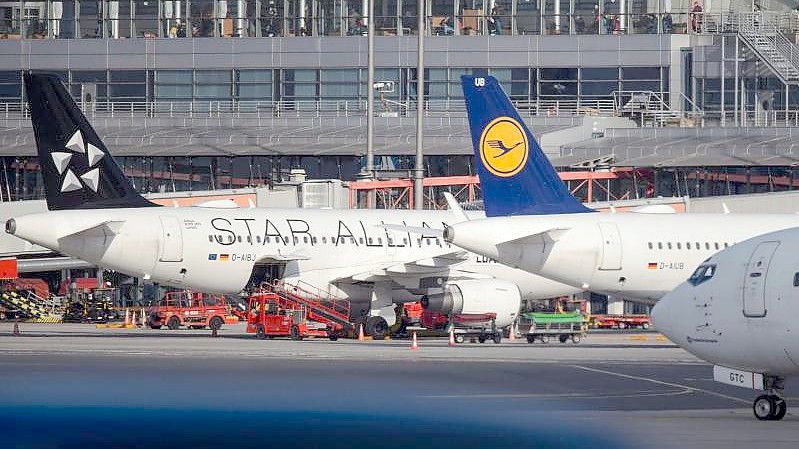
[{"xmin": 24, "ymin": 72, "xmax": 156, "ymax": 210}]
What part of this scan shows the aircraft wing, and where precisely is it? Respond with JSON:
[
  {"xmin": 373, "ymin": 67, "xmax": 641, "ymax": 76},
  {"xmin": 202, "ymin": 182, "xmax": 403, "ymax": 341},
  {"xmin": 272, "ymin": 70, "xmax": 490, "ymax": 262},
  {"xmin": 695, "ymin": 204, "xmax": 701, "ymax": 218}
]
[
  {"xmin": 334, "ymin": 250, "xmax": 474, "ymax": 284},
  {"xmin": 60, "ymin": 220, "xmax": 125, "ymax": 239}
]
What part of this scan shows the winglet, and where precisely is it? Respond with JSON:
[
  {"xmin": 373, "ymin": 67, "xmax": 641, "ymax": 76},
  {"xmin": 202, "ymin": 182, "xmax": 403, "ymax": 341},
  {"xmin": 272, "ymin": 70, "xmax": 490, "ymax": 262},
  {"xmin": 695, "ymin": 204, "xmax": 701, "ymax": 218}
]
[{"xmin": 442, "ymin": 192, "xmax": 469, "ymax": 222}]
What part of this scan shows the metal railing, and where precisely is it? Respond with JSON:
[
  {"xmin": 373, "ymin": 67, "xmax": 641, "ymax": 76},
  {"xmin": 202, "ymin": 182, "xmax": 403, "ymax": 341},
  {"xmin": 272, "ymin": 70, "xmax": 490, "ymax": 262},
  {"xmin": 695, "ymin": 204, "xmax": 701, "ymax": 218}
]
[{"xmin": 0, "ymin": 97, "xmax": 622, "ymax": 119}]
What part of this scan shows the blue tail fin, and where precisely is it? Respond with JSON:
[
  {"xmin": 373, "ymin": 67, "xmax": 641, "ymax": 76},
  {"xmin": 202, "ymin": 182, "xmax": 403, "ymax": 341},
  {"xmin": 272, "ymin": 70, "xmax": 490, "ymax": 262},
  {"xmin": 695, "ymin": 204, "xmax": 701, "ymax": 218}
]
[{"xmin": 462, "ymin": 75, "xmax": 592, "ymax": 217}]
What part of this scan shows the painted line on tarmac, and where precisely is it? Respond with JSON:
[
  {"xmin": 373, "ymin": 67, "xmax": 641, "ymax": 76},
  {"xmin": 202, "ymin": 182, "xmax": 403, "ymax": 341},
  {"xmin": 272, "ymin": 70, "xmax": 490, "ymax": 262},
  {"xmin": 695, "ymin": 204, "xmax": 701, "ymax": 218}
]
[
  {"xmin": 569, "ymin": 364, "xmax": 750, "ymax": 405},
  {"xmin": 426, "ymin": 389, "xmax": 694, "ymax": 400}
]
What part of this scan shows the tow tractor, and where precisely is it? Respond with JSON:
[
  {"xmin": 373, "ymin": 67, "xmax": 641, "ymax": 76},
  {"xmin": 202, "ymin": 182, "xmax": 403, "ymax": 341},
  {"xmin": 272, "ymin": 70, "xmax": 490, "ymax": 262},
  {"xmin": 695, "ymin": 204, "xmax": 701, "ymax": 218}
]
[
  {"xmin": 246, "ymin": 291, "xmax": 348, "ymax": 340},
  {"xmin": 148, "ymin": 291, "xmax": 239, "ymax": 330}
]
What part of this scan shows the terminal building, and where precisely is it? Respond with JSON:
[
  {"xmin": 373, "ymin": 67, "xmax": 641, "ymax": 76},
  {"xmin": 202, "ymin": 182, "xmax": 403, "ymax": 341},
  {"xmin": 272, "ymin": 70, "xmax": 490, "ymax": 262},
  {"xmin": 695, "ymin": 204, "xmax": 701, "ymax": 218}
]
[{"xmin": 3, "ymin": 0, "xmax": 799, "ymax": 310}]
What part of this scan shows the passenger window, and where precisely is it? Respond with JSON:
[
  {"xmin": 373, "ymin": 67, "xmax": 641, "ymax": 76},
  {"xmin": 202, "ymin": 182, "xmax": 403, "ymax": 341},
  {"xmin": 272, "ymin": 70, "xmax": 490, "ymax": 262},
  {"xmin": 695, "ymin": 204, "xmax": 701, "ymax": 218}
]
[
  {"xmin": 208, "ymin": 235, "xmax": 213, "ymax": 242},
  {"xmin": 303, "ymin": 237, "xmax": 308, "ymax": 244},
  {"xmin": 676, "ymin": 242, "xmax": 681, "ymax": 249},
  {"xmin": 256, "ymin": 236, "xmax": 261, "ymax": 243},
  {"xmin": 312, "ymin": 237, "xmax": 317, "ymax": 244},
  {"xmin": 237, "ymin": 236, "xmax": 242, "ymax": 243},
  {"xmin": 322, "ymin": 237, "xmax": 327, "ymax": 244},
  {"xmin": 265, "ymin": 236, "xmax": 270, "ymax": 243},
  {"xmin": 667, "ymin": 242, "xmax": 672, "ymax": 250},
  {"xmin": 794, "ymin": 273, "xmax": 799, "ymax": 287},
  {"xmin": 723, "ymin": 242, "xmax": 729, "ymax": 248},
  {"xmin": 388, "ymin": 238, "xmax": 393, "ymax": 245},
  {"xmin": 688, "ymin": 264, "xmax": 717, "ymax": 286},
  {"xmin": 705, "ymin": 242, "xmax": 710, "ymax": 250},
  {"xmin": 657, "ymin": 242, "xmax": 663, "ymax": 250},
  {"xmin": 350, "ymin": 238, "xmax": 356, "ymax": 244},
  {"xmin": 648, "ymin": 242, "xmax": 653, "ymax": 250},
  {"xmin": 378, "ymin": 238, "xmax": 383, "ymax": 245},
  {"xmin": 247, "ymin": 236, "xmax": 252, "ymax": 243},
  {"xmin": 715, "ymin": 243, "xmax": 720, "ymax": 250},
  {"xmin": 362, "ymin": 238, "xmax": 366, "ymax": 244},
  {"xmin": 686, "ymin": 242, "xmax": 691, "ymax": 249},
  {"xmin": 293, "ymin": 237, "xmax": 298, "ymax": 244},
  {"xmin": 228, "ymin": 235, "xmax": 234, "ymax": 243}
]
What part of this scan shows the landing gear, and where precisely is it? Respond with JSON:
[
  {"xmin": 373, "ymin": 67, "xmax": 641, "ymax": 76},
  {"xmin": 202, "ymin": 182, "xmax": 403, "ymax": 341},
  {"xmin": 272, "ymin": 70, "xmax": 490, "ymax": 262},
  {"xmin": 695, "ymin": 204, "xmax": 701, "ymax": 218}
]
[
  {"xmin": 365, "ymin": 316, "xmax": 388, "ymax": 340},
  {"xmin": 753, "ymin": 395, "xmax": 787, "ymax": 421},
  {"xmin": 753, "ymin": 376, "xmax": 788, "ymax": 421}
]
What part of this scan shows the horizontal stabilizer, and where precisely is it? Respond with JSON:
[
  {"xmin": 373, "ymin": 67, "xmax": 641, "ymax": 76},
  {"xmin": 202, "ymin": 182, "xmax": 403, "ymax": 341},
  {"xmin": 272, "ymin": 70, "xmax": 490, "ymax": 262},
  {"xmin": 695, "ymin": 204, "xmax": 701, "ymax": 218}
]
[
  {"xmin": 61, "ymin": 220, "xmax": 125, "ymax": 239},
  {"xmin": 442, "ymin": 192, "xmax": 469, "ymax": 223},
  {"xmin": 498, "ymin": 228, "xmax": 570, "ymax": 246}
]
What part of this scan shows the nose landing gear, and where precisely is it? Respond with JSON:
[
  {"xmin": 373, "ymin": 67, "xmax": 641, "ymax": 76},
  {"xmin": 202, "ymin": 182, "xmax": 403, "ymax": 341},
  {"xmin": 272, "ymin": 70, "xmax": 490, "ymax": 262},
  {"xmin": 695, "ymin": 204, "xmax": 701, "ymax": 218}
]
[{"xmin": 753, "ymin": 377, "xmax": 787, "ymax": 421}]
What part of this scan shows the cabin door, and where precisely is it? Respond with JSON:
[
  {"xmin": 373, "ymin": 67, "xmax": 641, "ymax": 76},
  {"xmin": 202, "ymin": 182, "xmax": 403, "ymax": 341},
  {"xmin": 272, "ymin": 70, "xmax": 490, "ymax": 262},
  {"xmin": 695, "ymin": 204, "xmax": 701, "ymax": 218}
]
[{"xmin": 742, "ymin": 241, "xmax": 779, "ymax": 318}]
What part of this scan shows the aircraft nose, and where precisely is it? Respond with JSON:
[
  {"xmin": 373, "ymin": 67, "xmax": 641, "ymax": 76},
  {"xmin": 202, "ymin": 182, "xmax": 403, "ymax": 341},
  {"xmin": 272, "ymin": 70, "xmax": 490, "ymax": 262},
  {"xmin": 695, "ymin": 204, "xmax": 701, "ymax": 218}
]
[{"xmin": 652, "ymin": 291, "xmax": 678, "ymax": 341}]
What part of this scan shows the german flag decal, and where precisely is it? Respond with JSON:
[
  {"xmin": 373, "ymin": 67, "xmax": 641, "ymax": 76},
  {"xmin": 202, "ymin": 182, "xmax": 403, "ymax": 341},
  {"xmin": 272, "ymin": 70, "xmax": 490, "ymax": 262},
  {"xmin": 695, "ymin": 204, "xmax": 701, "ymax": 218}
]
[
  {"xmin": 647, "ymin": 262, "xmax": 658, "ymax": 270},
  {"xmin": 219, "ymin": 254, "xmax": 230, "ymax": 261}
]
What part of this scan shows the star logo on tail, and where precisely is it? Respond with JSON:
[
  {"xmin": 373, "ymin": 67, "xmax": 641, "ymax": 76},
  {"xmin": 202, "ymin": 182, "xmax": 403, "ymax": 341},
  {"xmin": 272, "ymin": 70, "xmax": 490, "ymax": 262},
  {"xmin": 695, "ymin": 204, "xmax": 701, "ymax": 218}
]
[{"xmin": 51, "ymin": 129, "xmax": 105, "ymax": 193}]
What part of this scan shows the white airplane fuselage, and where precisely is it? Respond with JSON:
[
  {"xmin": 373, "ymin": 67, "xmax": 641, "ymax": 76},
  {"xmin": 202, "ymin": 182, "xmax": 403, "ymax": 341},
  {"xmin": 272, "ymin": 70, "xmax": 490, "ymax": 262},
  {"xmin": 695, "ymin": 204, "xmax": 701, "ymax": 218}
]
[
  {"xmin": 446, "ymin": 212, "xmax": 799, "ymax": 301},
  {"xmin": 653, "ymin": 227, "xmax": 799, "ymax": 377},
  {"xmin": 8, "ymin": 206, "xmax": 579, "ymax": 301}
]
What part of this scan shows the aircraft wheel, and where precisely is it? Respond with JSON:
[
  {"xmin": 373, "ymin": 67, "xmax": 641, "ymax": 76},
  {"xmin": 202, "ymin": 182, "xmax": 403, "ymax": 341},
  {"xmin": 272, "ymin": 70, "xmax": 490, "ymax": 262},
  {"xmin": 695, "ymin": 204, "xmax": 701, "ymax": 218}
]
[
  {"xmin": 365, "ymin": 316, "xmax": 388, "ymax": 340},
  {"xmin": 526, "ymin": 335, "xmax": 535, "ymax": 344},
  {"xmin": 492, "ymin": 333, "xmax": 502, "ymax": 344},
  {"xmin": 256, "ymin": 324, "xmax": 266, "ymax": 340},
  {"xmin": 773, "ymin": 396, "xmax": 787, "ymax": 421},
  {"xmin": 167, "ymin": 316, "xmax": 180, "ymax": 330},
  {"xmin": 454, "ymin": 334, "xmax": 465, "ymax": 344},
  {"xmin": 559, "ymin": 334, "xmax": 569, "ymax": 343},
  {"xmin": 540, "ymin": 335, "xmax": 550, "ymax": 344},
  {"xmin": 754, "ymin": 394, "xmax": 777, "ymax": 420}
]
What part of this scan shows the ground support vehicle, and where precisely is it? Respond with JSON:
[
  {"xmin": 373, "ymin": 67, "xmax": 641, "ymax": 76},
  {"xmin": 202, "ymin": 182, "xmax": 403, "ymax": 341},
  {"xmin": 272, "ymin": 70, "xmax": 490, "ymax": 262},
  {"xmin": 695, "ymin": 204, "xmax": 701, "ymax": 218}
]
[
  {"xmin": 246, "ymin": 288, "xmax": 350, "ymax": 340},
  {"xmin": 148, "ymin": 292, "xmax": 238, "ymax": 330},
  {"xmin": 522, "ymin": 312, "xmax": 585, "ymax": 344},
  {"xmin": 589, "ymin": 314, "xmax": 652, "ymax": 329},
  {"xmin": 0, "ymin": 289, "xmax": 63, "ymax": 322},
  {"xmin": 448, "ymin": 313, "xmax": 501, "ymax": 344}
]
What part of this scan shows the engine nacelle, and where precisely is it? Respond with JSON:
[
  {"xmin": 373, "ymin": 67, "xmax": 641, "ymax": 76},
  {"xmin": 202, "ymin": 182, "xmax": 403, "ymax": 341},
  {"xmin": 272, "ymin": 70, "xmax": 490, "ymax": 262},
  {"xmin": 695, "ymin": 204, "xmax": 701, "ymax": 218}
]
[{"xmin": 421, "ymin": 279, "xmax": 521, "ymax": 328}]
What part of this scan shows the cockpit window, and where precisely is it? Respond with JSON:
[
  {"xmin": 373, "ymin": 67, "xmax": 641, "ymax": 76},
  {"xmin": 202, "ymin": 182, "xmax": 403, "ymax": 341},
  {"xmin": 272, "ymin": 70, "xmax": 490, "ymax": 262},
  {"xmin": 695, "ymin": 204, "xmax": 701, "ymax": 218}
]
[{"xmin": 688, "ymin": 264, "xmax": 716, "ymax": 286}]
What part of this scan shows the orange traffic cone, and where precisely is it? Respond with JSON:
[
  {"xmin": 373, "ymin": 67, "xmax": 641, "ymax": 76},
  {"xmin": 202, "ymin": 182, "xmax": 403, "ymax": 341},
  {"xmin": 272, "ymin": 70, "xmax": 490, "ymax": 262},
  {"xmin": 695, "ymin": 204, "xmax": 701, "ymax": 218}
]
[
  {"xmin": 448, "ymin": 326, "xmax": 456, "ymax": 346},
  {"xmin": 410, "ymin": 331, "xmax": 419, "ymax": 350},
  {"xmin": 124, "ymin": 309, "xmax": 130, "ymax": 326},
  {"xmin": 357, "ymin": 323, "xmax": 365, "ymax": 341},
  {"xmin": 509, "ymin": 322, "xmax": 517, "ymax": 342},
  {"xmin": 12, "ymin": 321, "xmax": 20, "ymax": 336}
]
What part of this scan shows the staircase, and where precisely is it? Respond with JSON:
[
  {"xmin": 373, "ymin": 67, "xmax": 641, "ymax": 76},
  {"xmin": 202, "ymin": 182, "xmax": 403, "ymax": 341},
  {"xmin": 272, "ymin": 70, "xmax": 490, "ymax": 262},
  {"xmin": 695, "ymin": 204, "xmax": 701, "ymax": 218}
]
[
  {"xmin": 267, "ymin": 280, "xmax": 354, "ymax": 331},
  {"xmin": 720, "ymin": 13, "xmax": 799, "ymax": 85},
  {"xmin": 0, "ymin": 290, "xmax": 63, "ymax": 322}
]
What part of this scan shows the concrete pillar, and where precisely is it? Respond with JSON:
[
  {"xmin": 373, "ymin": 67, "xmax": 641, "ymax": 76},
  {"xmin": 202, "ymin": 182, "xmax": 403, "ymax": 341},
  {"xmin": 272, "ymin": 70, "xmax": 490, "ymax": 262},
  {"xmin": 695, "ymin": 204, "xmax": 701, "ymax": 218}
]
[{"xmin": 607, "ymin": 295, "xmax": 625, "ymax": 315}]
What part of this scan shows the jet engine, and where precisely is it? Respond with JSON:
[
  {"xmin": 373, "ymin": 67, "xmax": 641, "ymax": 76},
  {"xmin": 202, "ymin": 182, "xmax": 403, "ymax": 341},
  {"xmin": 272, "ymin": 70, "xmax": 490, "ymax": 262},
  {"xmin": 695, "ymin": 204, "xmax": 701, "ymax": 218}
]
[{"xmin": 421, "ymin": 279, "xmax": 521, "ymax": 328}]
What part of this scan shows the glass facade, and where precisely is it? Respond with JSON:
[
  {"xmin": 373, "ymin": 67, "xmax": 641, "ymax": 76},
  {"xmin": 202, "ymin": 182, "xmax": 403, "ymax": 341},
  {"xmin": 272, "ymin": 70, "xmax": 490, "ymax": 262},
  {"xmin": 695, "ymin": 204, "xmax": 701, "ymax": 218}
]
[
  {"xmin": 0, "ymin": 65, "xmax": 670, "ymax": 104},
  {"xmin": 0, "ymin": 0, "xmax": 713, "ymax": 39}
]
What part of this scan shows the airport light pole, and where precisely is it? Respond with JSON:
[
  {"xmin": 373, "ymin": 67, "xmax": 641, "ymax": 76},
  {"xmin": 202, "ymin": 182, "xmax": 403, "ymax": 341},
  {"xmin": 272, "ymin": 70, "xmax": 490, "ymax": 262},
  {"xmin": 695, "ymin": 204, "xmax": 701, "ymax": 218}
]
[
  {"xmin": 366, "ymin": 0, "xmax": 376, "ymax": 208},
  {"xmin": 413, "ymin": 0, "xmax": 425, "ymax": 210}
]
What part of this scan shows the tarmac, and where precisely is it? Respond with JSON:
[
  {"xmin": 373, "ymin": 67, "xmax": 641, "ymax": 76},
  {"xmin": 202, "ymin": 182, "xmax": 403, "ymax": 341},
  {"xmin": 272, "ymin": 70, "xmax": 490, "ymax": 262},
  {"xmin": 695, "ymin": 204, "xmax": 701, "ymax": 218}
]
[{"xmin": 2, "ymin": 322, "xmax": 798, "ymax": 448}]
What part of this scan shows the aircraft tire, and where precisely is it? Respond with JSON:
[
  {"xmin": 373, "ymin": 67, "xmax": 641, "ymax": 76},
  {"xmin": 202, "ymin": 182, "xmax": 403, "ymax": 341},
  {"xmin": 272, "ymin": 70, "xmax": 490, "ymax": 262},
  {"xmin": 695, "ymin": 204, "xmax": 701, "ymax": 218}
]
[
  {"xmin": 773, "ymin": 397, "xmax": 787, "ymax": 421},
  {"xmin": 167, "ymin": 316, "xmax": 180, "ymax": 330},
  {"xmin": 365, "ymin": 316, "xmax": 388, "ymax": 340},
  {"xmin": 754, "ymin": 395, "xmax": 777, "ymax": 420}
]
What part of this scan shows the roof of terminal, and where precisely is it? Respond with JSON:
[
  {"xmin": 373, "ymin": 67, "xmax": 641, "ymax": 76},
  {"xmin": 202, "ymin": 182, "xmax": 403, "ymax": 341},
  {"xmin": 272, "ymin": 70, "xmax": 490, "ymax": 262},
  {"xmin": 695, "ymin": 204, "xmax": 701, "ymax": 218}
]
[
  {"xmin": 556, "ymin": 127, "xmax": 799, "ymax": 167},
  {"xmin": 0, "ymin": 115, "xmax": 576, "ymax": 157}
]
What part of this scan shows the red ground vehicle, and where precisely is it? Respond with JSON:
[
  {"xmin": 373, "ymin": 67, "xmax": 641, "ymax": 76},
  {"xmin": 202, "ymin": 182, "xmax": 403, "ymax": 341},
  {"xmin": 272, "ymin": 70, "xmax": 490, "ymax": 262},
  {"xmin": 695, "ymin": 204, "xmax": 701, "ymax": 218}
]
[
  {"xmin": 246, "ymin": 292, "xmax": 346, "ymax": 340},
  {"xmin": 148, "ymin": 291, "xmax": 239, "ymax": 330},
  {"xmin": 589, "ymin": 314, "xmax": 652, "ymax": 329}
]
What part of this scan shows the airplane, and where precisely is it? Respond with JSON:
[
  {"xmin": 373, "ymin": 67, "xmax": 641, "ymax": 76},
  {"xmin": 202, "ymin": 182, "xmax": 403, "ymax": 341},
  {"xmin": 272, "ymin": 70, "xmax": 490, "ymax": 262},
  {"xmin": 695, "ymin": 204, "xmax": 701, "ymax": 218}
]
[
  {"xmin": 433, "ymin": 74, "xmax": 799, "ymax": 302},
  {"xmin": 652, "ymin": 228, "xmax": 799, "ymax": 421},
  {"xmin": 5, "ymin": 72, "xmax": 582, "ymax": 338}
]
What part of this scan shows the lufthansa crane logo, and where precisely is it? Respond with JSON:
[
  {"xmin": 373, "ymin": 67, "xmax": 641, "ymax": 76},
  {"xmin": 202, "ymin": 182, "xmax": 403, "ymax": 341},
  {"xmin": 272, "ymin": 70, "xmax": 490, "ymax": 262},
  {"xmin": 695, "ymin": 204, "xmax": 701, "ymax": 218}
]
[{"xmin": 479, "ymin": 117, "xmax": 528, "ymax": 177}]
